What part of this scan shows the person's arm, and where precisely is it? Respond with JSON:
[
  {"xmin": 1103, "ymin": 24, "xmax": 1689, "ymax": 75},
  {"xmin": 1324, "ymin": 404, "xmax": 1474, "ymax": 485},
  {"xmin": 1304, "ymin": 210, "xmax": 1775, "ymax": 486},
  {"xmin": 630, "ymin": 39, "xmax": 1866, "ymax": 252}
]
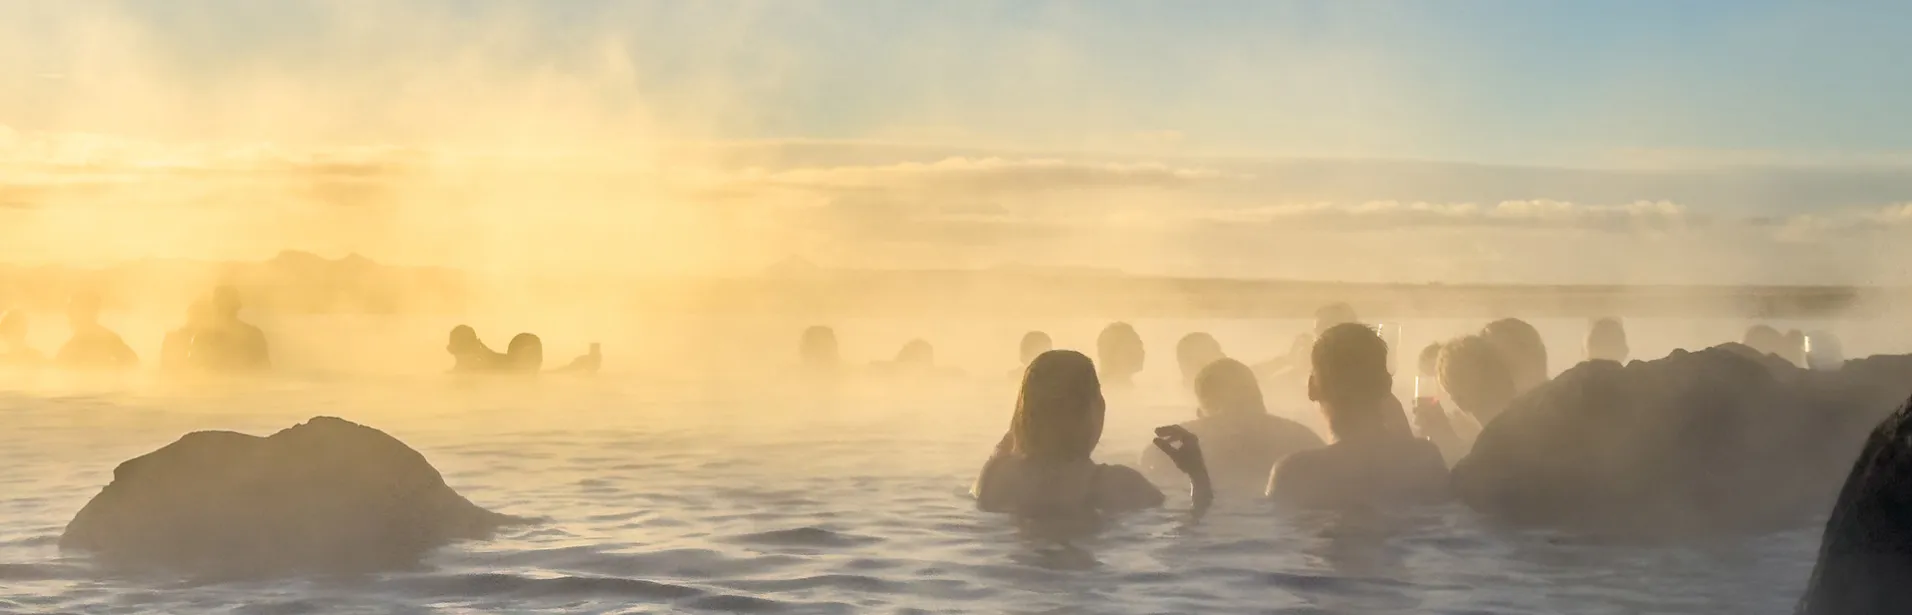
[
  {"xmin": 970, "ymin": 455, "xmax": 1015, "ymax": 513},
  {"xmin": 1266, "ymin": 452, "xmax": 1320, "ymax": 505},
  {"xmin": 1151, "ymin": 425, "xmax": 1214, "ymax": 513}
]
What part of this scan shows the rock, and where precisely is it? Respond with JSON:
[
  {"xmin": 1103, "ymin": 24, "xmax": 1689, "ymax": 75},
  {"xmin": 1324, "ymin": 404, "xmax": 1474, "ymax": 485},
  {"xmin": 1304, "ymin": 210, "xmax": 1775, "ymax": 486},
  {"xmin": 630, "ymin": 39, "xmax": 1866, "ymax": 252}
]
[
  {"xmin": 61, "ymin": 417, "xmax": 520, "ymax": 576},
  {"xmin": 1451, "ymin": 344, "xmax": 1906, "ymax": 539},
  {"xmin": 1796, "ymin": 395, "xmax": 1912, "ymax": 615}
]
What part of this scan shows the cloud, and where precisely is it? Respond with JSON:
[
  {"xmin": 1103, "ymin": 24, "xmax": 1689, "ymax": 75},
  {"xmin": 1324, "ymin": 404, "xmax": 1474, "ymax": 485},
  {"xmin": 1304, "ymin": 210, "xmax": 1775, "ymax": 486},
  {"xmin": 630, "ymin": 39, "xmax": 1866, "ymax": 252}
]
[
  {"xmin": 1199, "ymin": 199, "xmax": 1694, "ymax": 232},
  {"xmin": 733, "ymin": 156, "xmax": 1238, "ymax": 196}
]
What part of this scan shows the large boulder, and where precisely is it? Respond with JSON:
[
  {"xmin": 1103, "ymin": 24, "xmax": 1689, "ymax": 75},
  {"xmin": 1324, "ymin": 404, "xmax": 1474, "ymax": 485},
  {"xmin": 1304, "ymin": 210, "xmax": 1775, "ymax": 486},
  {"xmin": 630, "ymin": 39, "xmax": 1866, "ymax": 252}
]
[
  {"xmin": 1451, "ymin": 344, "xmax": 1907, "ymax": 539},
  {"xmin": 1797, "ymin": 395, "xmax": 1912, "ymax": 615},
  {"xmin": 61, "ymin": 416, "xmax": 520, "ymax": 576}
]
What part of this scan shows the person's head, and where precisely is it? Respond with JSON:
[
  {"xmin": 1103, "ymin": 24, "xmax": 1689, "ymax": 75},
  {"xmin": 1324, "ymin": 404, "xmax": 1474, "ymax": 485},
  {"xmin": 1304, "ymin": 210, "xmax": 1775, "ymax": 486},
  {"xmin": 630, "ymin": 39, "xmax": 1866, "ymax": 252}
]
[
  {"xmin": 896, "ymin": 339, "xmax": 934, "ymax": 369},
  {"xmin": 1018, "ymin": 331, "xmax": 1052, "ymax": 365},
  {"xmin": 212, "ymin": 285, "xmax": 243, "ymax": 319},
  {"xmin": 1175, "ymin": 332, "xmax": 1225, "ymax": 386},
  {"xmin": 1309, "ymin": 323, "xmax": 1394, "ymax": 438},
  {"xmin": 1007, "ymin": 350, "xmax": 1106, "ymax": 462},
  {"xmin": 506, "ymin": 333, "xmax": 543, "ymax": 371},
  {"xmin": 1194, "ymin": 358, "xmax": 1266, "ymax": 419},
  {"xmin": 1585, "ymin": 317, "xmax": 1629, "ymax": 363},
  {"xmin": 1095, "ymin": 322, "xmax": 1145, "ymax": 381},
  {"xmin": 0, "ymin": 309, "xmax": 26, "ymax": 344},
  {"xmin": 67, "ymin": 293, "xmax": 102, "ymax": 327},
  {"xmin": 1439, "ymin": 334, "xmax": 1518, "ymax": 424},
  {"xmin": 1483, "ymin": 318, "xmax": 1548, "ymax": 393},
  {"xmin": 1417, "ymin": 342, "xmax": 1443, "ymax": 378},
  {"xmin": 799, "ymin": 326, "xmax": 839, "ymax": 367},
  {"xmin": 447, "ymin": 325, "xmax": 483, "ymax": 354},
  {"xmin": 1314, "ymin": 302, "xmax": 1358, "ymax": 336},
  {"xmin": 1742, "ymin": 324, "xmax": 1784, "ymax": 356}
]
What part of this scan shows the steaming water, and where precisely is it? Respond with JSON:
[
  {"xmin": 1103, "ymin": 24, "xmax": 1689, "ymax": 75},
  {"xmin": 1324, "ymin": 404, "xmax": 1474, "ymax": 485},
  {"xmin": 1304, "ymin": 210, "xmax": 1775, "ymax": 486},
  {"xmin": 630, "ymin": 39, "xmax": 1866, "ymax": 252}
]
[{"xmin": 0, "ymin": 317, "xmax": 1865, "ymax": 614}]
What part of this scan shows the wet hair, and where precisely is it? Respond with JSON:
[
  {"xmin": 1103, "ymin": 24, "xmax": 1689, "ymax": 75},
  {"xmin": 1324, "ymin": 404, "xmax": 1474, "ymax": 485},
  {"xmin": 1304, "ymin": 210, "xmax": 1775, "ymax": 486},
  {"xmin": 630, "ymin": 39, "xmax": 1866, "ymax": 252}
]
[
  {"xmin": 1439, "ymin": 334, "xmax": 1517, "ymax": 424},
  {"xmin": 1175, "ymin": 332, "xmax": 1225, "ymax": 385},
  {"xmin": 1095, "ymin": 322, "xmax": 1145, "ymax": 381},
  {"xmin": 1483, "ymin": 318, "xmax": 1548, "ymax": 392},
  {"xmin": 1314, "ymin": 302, "xmax": 1358, "ymax": 336},
  {"xmin": 896, "ymin": 339, "xmax": 934, "ymax": 367},
  {"xmin": 1018, "ymin": 331, "xmax": 1053, "ymax": 365},
  {"xmin": 1417, "ymin": 342, "xmax": 1443, "ymax": 378},
  {"xmin": 1007, "ymin": 350, "xmax": 1106, "ymax": 462},
  {"xmin": 799, "ymin": 326, "xmax": 839, "ymax": 367},
  {"xmin": 0, "ymin": 309, "xmax": 26, "ymax": 341},
  {"xmin": 1586, "ymin": 317, "xmax": 1629, "ymax": 363},
  {"xmin": 506, "ymin": 333, "xmax": 543, "ymax": 372},
  {"xmin": 1742, "ymin": 324, "xmax": 1785, "ymax": 356},
  {"xmin": 1311, "ymin": 323, "xmax": 1394, "ymax": 437},
  {"xmin": 1195, "ymin": 358, "xmax": 1266, "ymax": 419}
]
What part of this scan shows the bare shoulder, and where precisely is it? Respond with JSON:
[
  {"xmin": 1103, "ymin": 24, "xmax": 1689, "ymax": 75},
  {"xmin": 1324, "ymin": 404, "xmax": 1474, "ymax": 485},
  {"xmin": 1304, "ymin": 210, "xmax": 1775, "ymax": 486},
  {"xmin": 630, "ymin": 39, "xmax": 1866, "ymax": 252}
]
[
  {"xmin": 971, "ymin": 455, "xmax": 1018, "ymax": 512},
  {"xmin": 1266, "ymin": 447, "xmax": 1329, "ymax": 500},
  {"xmin": 1095, "ymin": 464, "xmax": 1166, "ymax": 511}
]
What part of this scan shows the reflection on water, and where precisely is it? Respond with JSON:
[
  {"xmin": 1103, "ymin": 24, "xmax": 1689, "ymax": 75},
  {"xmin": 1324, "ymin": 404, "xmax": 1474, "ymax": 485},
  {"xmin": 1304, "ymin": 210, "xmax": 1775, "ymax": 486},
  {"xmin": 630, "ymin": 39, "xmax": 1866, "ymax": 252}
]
[{"xmin": 0, "ymin": 341, "xmax": 1824, "ymax": 614}]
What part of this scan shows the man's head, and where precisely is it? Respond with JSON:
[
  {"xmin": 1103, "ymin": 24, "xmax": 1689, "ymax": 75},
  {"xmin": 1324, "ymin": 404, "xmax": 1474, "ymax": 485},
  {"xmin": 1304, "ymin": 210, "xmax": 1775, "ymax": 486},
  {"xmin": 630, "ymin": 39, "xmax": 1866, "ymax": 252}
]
[
  {"xmin": 1309, "ymin": 323, "xmax": 1393, "ymax": 436},
  {"xmin": 1483, "ymin": 318, "xmax": 1548, "ymax": 393},
  {"xmin": 1585, "ymin": 317, "xmax": 1629, "ymax": 363},
  {"xmin": 1439, "ymin": 334, "xmax": 1518, "ymax": 424}
]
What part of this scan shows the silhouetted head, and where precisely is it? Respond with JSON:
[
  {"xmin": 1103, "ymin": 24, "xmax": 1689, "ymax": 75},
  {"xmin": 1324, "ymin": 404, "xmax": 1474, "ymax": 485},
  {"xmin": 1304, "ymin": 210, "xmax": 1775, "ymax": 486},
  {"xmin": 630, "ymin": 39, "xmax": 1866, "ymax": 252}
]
[
  {"xmin": 1742, "ymin": 324, "xmax": 1785, "ymax": 356},
  {"xmin": 1007, "ymin": 350, "xmax": 1105, "ymax": 462},
  {"xmin": 66, "ymin": 294, "xmax": 102, "ymax": 327},
  {"xmin": 1585, "ymin": 317, "xmax": 1629, "ymax": 363},
  {"xmin": 506, "ymin": 333, "xmax": 543, "ymax": 372},
  {"xmin": 799, "ymin": 326, "xmax": 839, "ymax": 367},
  {"xmin": 1174, "ymin": 332, "xmax": 1225, "ymax": 386},
  {"xmin": 1417, "ymin": 342, "xmax": 1443, "ymax": 378},
  {"xmin": 1482, "ymin": 318, "xmax": 1548, "ymax": 393},
  {"xmin": 212, "ymin": 285, "xmax": 242, "ymax": 319},
  {"xmin": 1314, "ymin": 302, "xmax": 1358, "ymax": 336},
  {"xmin": 1439, "ymin": 334, "xmax": 1517, "ymax": 425},
  {"xmin": 447, "ymin": 325, "xmax": 484, "ymax": 355},
  {"xmin": 1194, "ymin": 358, "xmax": 1266, "ymax": 419},
  {"xmin": 895, "ymin": 339, "xmax": 934, "ymax": 369},
  {"xmin": 1095, "ymin": 322, "xmax": 1145, "ymax": 383},
  {"xmin": 0, "ymin": 309, "xmax": 26, "ymax": 344},
  {"xmin": 1309, "ymin": 323, "xmax": 1395, "ymax": 439},
  {"xmin": 1018, "ymin": 331, "xmax": 1052, "ymax": 365},
  {"xmin": 1781, "ymin": 329, "xmax": 1808, "ymax": 367}
]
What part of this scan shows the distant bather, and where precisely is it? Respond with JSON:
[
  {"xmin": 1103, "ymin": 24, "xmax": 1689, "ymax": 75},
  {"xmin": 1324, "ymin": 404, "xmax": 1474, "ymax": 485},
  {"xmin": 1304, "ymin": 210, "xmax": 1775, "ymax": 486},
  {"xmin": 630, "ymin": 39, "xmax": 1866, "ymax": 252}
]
[
  {"xmin": 54, "ymin": 294, "xmax": 137, "ymax": 371},
  {"xmin": 1483, "ymin": 317, "xmax": 1548, "ymax": 394},
  {"xmin": 160, "ymin": 299, "xmax": 215, "ymax": 371},
  {"xmin": 1174, "ymin": 332, "xmax": 1225, "ymax": 389},
  {"xmin": 505, "ymin": 333, "xmax": 543, "ymax": 373},
  {"xmin": 1142, "ymin": 358, "xmax": 1325, "ymax": 494},
  {"xmin": 447, "ymin": 325, "xmax": 506, "ymax": 372},
  {"xmin": 1585, "ymin": 317, "xmax": 1629, "ymax": 363},
  {"xmin": 189, "ymin": 286, "xmax": 270, "ymax": 372},
  {"xmin": 1095, "ymin": 322, "xmax": 1145, "ymax": 388},
  {"xmin": 1018, "ymin": 331, "xmax": 1053, "ymax": 368},
  {"xmin": 799, "ymin": 326, "xmax": 840, "ymax": 370}
]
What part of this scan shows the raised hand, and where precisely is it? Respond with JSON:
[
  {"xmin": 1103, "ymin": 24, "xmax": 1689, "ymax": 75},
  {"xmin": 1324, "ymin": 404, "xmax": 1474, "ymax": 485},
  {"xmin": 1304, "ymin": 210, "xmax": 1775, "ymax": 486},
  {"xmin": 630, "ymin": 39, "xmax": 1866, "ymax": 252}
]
[{"xmin": 1153, "ymin": 425, "xmax": 1213, "ymax": 511}]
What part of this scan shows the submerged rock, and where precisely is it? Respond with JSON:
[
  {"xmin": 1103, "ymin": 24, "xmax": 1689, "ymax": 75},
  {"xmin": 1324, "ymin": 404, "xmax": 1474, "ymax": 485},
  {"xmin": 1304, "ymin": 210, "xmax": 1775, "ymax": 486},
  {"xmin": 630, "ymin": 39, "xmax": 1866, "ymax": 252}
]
[
  {"xmin": 1451, "ymin": 344, "xmax": 1908, "ymax": 539},
  {"xmin": 61, "ymin": 416, "xmax": 519, "ymax": 576},
  {"xmin": 1797, "ymin": 395, "xmax": 1912, "ymax": 615}
]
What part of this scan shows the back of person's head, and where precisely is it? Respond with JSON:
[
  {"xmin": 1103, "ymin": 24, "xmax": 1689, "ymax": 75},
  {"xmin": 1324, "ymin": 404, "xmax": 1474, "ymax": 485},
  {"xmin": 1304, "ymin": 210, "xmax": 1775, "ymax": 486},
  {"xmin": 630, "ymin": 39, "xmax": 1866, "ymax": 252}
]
[
  {"xmin": 1585, "ymin": 317, "xmax": 1629, "ymax": 363},
  {"xmin": 0, "ymin": 309, "xmax": 26, "ymax": 341},
  {"xmin": 1482, "ymin": 318, "xmax": 1548, "ymax": 392},
  {"xmin": 506, "ymin": 333, "xmax": 543, "ymax": 371},
  {"xmin": 1439, "ymin": 334, "xmax": 1517, "ymax": 424},
  {"xmin": 1175, "ymin": 332, "xmax": 1225, "ymax": 384},
  {"xmin": 1018, "ymin": 331, "xmax": 1052, "ymax": 365},
  {"xmin": 447, "ymin": 325, "xmax": 480, "ymax": 353},
  {"xmin": 1742, "ymin": 324, "xmax": 1784, "ymax": 356},
  {"xmin": 1314, "ymin": 302, "xmax": 1358, "ymax": 336},
  {"xmin": 799, "ymin": 326, "xmax": 839, "ymax": 367},
  {"xmin": 1417, "ymin": 342, "xmax": 1443, "ymax": 378},
  {"xmin": 1095, "ymin": 322, "xmax": 1145, "ymax": 378},
  {"xmin": 896, "ymin": 339, "xmax": 934, "ymax": 368},
  {"xmin": 1195, "ymin": 358, "xmax": 1266, "ymax": 419},
  {"xmin": 1009, "ymin": 350, "xmax": 1106, "ymax": 462},
  {"xmin": 1309, "ymin": 323, "xmax": 1394, "ymax": 437}
]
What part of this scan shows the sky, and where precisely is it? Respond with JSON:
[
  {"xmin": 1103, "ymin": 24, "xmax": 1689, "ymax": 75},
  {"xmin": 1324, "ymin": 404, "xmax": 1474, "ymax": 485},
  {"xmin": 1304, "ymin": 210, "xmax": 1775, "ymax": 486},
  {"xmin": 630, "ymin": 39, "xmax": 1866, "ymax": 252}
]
[{"xmin": 2, "ymin": 0, "xmax": 1911, "ymax": 284}]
